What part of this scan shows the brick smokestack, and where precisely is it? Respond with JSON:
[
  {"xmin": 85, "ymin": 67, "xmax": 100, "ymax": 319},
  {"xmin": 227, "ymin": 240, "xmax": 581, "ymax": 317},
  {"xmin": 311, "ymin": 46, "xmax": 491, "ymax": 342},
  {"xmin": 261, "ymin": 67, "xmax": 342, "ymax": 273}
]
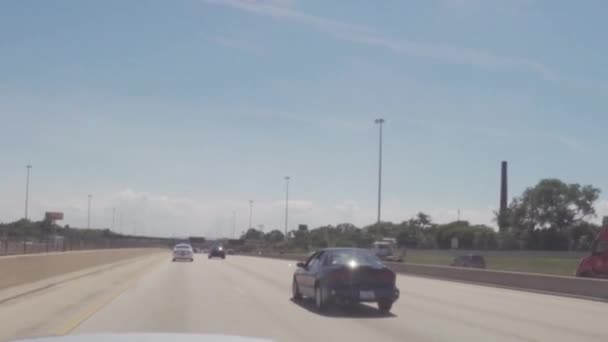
[
  {"xmin": 499, "ymin": 161, "xmax": 508, "ymax": 230},
  {"xmin": 500, "ymin": 161, "xmax": 508, "ymax": 211}
]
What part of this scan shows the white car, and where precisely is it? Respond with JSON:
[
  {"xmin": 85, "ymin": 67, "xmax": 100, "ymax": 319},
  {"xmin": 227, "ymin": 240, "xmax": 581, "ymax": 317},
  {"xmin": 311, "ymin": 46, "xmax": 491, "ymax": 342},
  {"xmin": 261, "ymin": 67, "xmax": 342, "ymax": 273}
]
[{"xmin": 172, "ymin": 244, "xmax": 194, "ymax": 262}]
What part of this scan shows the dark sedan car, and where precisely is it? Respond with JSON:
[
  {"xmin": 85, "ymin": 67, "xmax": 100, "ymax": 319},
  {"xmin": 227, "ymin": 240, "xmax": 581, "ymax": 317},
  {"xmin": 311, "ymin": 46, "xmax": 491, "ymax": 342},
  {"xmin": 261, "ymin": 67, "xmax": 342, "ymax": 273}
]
[
  {"xmin": 292, "ymin": 248, "xmax": 399, "ymax": 313},
  {"xmin": 450, "ymin": 254, "xmax": 486, "ymax": 268},
  {"xmin": 208, "ymin": 246, "xmax": 226, "ymax": 259}
]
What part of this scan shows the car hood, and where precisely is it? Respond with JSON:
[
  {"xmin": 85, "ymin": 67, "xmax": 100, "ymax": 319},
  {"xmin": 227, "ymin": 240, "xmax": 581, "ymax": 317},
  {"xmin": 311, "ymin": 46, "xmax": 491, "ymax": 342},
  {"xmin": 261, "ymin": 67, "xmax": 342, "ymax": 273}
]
[{"xmin": 13, "ymin": 333, "xmax": 273, "ymax": 342}]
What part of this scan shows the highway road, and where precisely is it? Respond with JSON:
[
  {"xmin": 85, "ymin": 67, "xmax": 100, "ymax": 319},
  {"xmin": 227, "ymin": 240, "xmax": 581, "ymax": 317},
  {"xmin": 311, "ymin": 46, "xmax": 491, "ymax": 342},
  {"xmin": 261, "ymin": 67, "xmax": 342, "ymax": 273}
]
[{"xmin": 1, "ymin": 253, "xmax": 607, "ymax": 342}]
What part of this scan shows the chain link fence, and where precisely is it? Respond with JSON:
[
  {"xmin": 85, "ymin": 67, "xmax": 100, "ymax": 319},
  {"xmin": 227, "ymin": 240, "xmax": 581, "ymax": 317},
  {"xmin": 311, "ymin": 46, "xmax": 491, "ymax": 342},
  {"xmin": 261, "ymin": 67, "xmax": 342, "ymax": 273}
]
[{"xmin": 0, "ymin": 235, "xmax": 171, "ymax": 256}]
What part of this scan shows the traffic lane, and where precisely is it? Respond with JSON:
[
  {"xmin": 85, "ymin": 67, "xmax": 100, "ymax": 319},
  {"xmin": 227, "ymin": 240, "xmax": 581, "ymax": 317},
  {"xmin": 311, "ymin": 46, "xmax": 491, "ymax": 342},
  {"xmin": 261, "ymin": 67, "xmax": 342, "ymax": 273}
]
[
  {"xmin": 72, "ymin": 255, "xmax": 608, "ymax": 341},
  {"xmin": 220, "ymin": 256, "xmax": 608, "ymax": 341},
  {"xmin": 242, "ymin": 256, "xmax": 608, "ymax": 341},
  {"xmin": 0, "ymin": 253, "xmax": 166, "ymax": 342},
  {"xmin": 72, "ymin": 255, "xmax": 409, "ymax": 342},
  {"xmin": 399, "ymin": 274, "xmax": 608, "ymax": 341}
]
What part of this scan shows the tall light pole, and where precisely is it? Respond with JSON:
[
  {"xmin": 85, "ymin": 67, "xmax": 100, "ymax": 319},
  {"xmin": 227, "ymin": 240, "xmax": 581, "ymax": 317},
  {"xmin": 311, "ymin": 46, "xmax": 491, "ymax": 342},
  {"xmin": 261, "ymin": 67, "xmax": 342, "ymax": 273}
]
[
  {"xmin": 284, "ymin": 176, "xmax": 290, "ymax": 237},
  {"xmin": 248, "ymin": 200, "xmax": 253, "ymax": 229},
  {"xmin": 24, "ymin": 164, "xmax": 32, "ymax": 220},
  {"xmin": 111, "ymin": 208, "xmax": 116, "ymax": 231},
  {"xmin": 87, "ymin": 194, "xmax": 92, "ymax": 229},
  {"xmin": 374, "ymin": 118, "xmax": 385, "ymax": 224},
  {"xmin": 232, "ymin": 211, "xmax": 237, "ymax": 238}
]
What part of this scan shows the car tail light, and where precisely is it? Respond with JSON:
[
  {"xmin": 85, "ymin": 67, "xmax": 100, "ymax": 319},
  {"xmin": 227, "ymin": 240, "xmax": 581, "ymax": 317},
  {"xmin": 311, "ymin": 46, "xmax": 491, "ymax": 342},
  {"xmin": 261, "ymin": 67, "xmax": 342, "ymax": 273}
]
[
  {"xmin": 330, "ymin": 269, "xmax": 351, "ymax": 283},
  {"xmin": 379, "ymin": 269, "xmax": 395, "ymax": 283}
]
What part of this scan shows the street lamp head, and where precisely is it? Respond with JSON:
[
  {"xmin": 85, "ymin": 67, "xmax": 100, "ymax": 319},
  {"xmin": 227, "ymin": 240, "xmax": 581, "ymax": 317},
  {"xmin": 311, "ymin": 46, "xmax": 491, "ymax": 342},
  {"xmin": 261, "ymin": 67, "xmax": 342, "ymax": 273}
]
[
  {"xmin": 375, "ymin": 118, "xmax": 385, "ymax": 124},
  {"xmin": 285, "ymin": 176, "xmax": 290, "ymax": 181}
]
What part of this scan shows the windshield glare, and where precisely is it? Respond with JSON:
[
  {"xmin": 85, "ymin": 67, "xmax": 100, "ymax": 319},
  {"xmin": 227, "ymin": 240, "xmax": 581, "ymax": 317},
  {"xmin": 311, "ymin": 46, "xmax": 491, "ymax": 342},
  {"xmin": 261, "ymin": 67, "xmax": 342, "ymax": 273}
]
[{"xmin": 328, "ymin": 250, "xmax": 382, "ymax": 266}]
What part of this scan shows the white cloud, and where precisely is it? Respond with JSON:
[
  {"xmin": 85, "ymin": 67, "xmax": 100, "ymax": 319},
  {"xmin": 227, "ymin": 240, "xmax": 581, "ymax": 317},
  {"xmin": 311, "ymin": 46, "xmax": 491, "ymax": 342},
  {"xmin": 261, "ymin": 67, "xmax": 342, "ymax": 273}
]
[
  {"xmin": 10, "ymin": 185, "xmax": 606, "ymax": 238},
  {"xmin": 1, "ymin": 185, "xmax": 499, "ymax": 235},
  {"xmin": 594, "ymin": 200, "xmax": 608, "ymax": 224},
  {"xmin": 202, "ymin": 0, "xmax": 556, "ymax": 78}
]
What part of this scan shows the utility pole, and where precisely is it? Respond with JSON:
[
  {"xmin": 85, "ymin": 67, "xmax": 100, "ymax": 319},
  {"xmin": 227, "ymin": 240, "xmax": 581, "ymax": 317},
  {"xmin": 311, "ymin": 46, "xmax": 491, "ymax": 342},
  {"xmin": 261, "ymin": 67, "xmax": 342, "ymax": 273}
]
[
  {"xmin": 87, "ymin": 194, "xmax": 92, "ymax": 229},
  {"xmin": 249, "ymin": 200, "xmax": 253, "ymax": 229},
  {"xmin": 24, "ymin": 165, "xmax": 32, "ymax": 220},
  {"xmin": 374, "ymin": 118, "xmax": 385, "ymax": 224},
  {"xmin": 232, "ymin": 211, "xmax": 237, "ymax": 238},
  {"xmin": 111, "ymin": 208, "xmax": 116, "ymax": 231},
  {"xmin": 284, "ymin": 176, "xmax": 290, "ymax": 237}
]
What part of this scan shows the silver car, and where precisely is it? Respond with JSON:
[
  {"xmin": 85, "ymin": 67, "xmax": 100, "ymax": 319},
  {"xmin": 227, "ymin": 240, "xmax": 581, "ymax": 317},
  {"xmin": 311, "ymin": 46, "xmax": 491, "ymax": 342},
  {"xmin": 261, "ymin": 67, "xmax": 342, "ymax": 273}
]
[{"xmin": 172, "ymin": 244, "xmax": 194, "ymax": 262}]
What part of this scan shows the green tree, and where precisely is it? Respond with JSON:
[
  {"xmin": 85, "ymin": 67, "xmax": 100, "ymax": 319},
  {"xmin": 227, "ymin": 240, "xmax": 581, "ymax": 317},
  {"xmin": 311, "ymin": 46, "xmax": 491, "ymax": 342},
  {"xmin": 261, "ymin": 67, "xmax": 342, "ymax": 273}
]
[
  {"xmin": 434, "ymin": 221, "xmax": 496, "ymax": 249},
  {"xmin": 507, "ymin": 179, "xmax": 600, "ymax": 232},
  {"xmin": 502, "ymin": 179, "xmax": 600, "ymax": 249},
  {"xmin": 292, "ymin": 229, "xmax": 309, "ymax": 250},
  {"xmin": 364, "ymin": 222, "xmax": 398, "ymax": 239},
  {"xmin": 497, "ymin": 230, "xmax": 518, "ymax": 250},
  {"xmin": 241, "ymin": 228, "xmax": 264, "ymax": 240},
  {"xmin": 264, "ymin": 229, "xmax": 285, "ymax": 243},
  {"xmin": 408, "ymin": 212, "xmax": 433, "ymax": 230}
]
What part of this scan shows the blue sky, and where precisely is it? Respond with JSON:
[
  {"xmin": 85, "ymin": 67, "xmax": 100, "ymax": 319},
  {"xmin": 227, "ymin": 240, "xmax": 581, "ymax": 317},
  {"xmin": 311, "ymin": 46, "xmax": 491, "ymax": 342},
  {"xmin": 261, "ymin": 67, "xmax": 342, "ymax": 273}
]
[{"xmin": 1, "ymin": 0, "xmax": 607, "ymax": 237}]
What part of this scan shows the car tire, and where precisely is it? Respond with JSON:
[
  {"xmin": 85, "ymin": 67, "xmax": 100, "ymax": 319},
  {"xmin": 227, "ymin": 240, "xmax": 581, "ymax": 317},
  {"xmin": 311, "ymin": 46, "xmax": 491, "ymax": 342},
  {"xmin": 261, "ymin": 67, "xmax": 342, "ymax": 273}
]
[
  {"xmin": 377, "ymin": 300, "xmax": 393, "ymax": 314},
  {"xmin": 221, "ymin": 255, "xmax": 225, "ymax": 259},
  {"xmin": 172, "ymin": 258, "xmax": 176, "ymax": 262},
  {"xmin": 314, "ymin": 285, "xmax": 327, "ymax": 312},
  {"xmin": 292, "ymin": 278, "xmax": 302, "ymax": 301}
]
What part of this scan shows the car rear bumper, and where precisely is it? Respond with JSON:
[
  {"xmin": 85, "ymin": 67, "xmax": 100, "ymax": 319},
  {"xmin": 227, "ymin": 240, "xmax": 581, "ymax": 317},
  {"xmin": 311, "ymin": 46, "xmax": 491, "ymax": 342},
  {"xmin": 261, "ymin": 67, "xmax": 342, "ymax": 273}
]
[{"xmin": 329, "ymin": 286, "xmax": 399, "ymax": 303}]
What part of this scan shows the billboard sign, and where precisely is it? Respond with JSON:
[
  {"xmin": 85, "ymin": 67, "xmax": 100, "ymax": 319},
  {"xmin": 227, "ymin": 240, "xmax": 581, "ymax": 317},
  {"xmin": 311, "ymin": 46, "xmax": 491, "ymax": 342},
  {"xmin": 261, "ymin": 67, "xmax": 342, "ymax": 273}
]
[{"xmin": 45, "ymin": 212, "xmax": 64, "ymax": 221}]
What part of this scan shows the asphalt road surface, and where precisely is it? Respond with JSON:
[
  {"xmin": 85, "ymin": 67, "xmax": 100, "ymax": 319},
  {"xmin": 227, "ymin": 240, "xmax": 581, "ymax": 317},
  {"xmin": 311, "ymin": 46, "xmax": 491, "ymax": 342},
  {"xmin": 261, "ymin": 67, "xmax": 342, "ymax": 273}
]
[{"xmin": 2, "ymin": 253, "xmax": 607, "ymax": 342}]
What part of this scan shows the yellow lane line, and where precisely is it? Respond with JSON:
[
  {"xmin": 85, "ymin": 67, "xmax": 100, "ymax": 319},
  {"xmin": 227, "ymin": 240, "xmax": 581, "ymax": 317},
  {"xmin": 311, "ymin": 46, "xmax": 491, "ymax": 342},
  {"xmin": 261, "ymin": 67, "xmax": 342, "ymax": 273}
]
[{"xmin": 54, "ymin": 255, "xmax": 164, "ymax": 335}]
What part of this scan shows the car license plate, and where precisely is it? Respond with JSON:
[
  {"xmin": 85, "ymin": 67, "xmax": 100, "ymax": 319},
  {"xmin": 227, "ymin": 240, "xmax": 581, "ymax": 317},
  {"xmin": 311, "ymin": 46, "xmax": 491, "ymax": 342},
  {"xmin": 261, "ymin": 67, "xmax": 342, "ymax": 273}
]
[{"xmin": 359, "ymin": 291, "xmax": 375, "ymax": 300}]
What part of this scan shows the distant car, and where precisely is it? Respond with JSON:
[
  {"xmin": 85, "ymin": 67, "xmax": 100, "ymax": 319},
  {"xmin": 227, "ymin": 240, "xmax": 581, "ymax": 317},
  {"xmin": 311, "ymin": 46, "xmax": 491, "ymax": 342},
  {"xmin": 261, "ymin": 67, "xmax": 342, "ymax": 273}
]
[
  {"xmin": 172, "ymin": 244, "xmax": 194, "ymax": 262},
  {"xmin": 208, "ymin": 246, "xmax": 226, "ymax": 259},
  {"xmin": 576, "ymin": 227, "xmax": 608, "ymax": 278},
  {"xmin": 450, "ymin": 254, "xmax": 486, "ymax": 269},
  {"xmin": 292, "ymin": 248, "xmax": 399, "ymax": 314}
]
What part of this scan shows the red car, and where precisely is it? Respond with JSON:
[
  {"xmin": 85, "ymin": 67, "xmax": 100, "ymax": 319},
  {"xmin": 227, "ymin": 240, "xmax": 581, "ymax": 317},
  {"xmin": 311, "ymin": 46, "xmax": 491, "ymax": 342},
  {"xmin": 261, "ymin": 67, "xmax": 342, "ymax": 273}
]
[{"xmin": 576, "ymin": 227, "xmax": 608, "ymax": 278}]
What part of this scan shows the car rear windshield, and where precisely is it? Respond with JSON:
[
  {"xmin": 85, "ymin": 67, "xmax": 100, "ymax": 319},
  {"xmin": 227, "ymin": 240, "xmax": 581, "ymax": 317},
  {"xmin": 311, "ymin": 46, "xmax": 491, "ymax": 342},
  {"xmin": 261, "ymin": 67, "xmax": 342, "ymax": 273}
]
[
  {"xmin": 327, "ymin": 249, "xmax": 382, "ymax": 266},
  {"xmin": 175, "ymin": 245, "xmax": 191, "ymax": 250}
]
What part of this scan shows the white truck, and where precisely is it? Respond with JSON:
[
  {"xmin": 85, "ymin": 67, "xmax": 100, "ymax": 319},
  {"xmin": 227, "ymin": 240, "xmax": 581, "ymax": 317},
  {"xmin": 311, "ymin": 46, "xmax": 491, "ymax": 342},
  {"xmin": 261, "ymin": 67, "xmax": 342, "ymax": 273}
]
[{"xmin": 372, "ymin": 238, "xmax": 404, "ymax": 262}]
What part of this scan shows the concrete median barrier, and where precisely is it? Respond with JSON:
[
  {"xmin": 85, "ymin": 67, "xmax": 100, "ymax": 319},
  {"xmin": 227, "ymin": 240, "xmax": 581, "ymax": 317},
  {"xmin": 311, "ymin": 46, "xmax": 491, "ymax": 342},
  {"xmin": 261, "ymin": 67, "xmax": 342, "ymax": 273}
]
[
  {"xmin": 387, "ymin": 262, "xmax": 608, "ymax": 301},
  {"xmin": 250, "ymin": 253, "xmax": 608, "ymax": 302},
  {"xmin": 0, "ymin": 248, "xmax": 166, "ymax": 291}
]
